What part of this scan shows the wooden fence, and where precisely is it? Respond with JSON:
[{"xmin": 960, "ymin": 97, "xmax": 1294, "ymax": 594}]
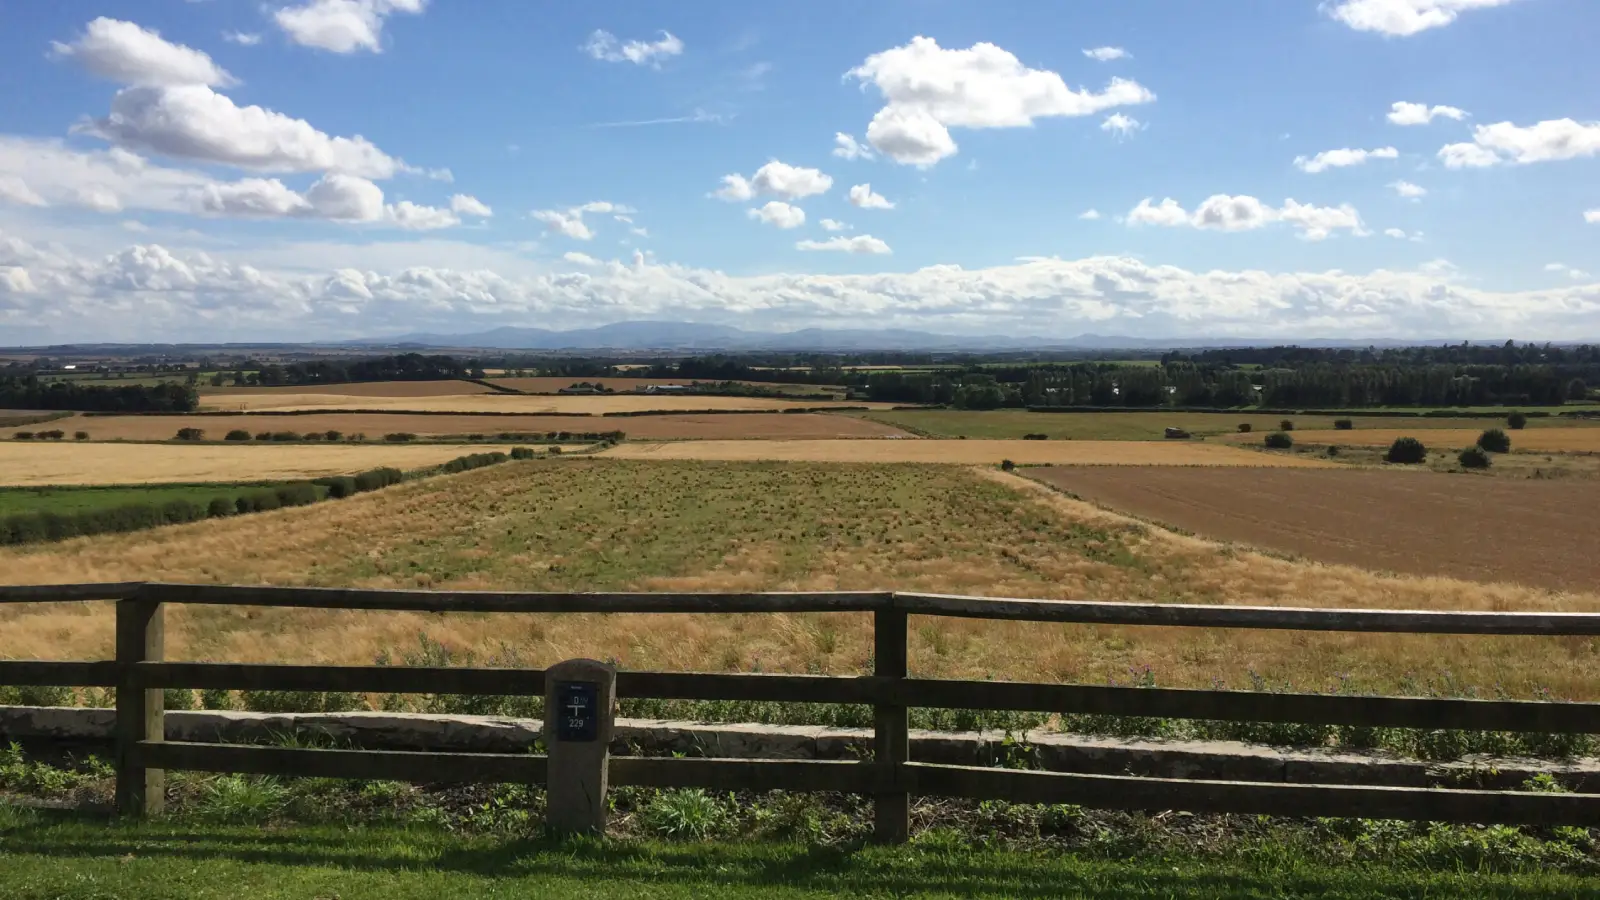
[{"xmin": 4, "ymin": 582, "xmax": 1600, "ymax": 840}]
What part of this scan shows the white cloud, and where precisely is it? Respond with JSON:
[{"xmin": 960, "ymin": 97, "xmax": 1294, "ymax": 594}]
[
  {"xmin": 848, "ymin": 183, "xmax": 894, "ymax": 210},
  {"xmin": 795, "ymin": 235, "xmax": 892, "ymax": 254},
  {"xmin": 1128, "ymin": 195, "xmax": 1367, "ymax": 240},
  {"xmin": 748, "ymin": 201, "xmax": 806, "ymax": 229},
  {"xmin": 0, "ymin": 138, "xmax": 214, "ymax": 215},
  {"xmin": 1101, "ymin": 113, "xmax": 1142, "ymax": 138},
  {"xmin": 531, "ymin": 201, "xmax": 630, "ymax": 241},
  {"xmin": 1293, "ymin": 146, "xmax": 1398, "ymax": 173},
  {"xmin": 1385, "ymin": 227, "xmax": 1409, "ymax": 238},
  {"xmin": 75, "ymin": 187, "xmax": 123, "ymax": 213},
  {"xmin": 714, "ymin": 161, "xmax": 832, "ymax": 202},
  {"xmin": 188, "ymin": 172, "xmax": 454, "ymax": 229},
  {"xmin": 1587, "ymin": 209, "xmax": 1600, "ymax": 224},
  {"xmin": 1390, "ymin": 180, "xmax": 1427, "ymax": 199},
  {"xmin": 832, "ymin": 132, "xmax": 874, "ymax": 161},
  {"xmin": 274, "ymin": 0, "xmax": 426, "ymax": 54},
  {"xmin": 0, "ymin": 176, "xmax": 48, "ymax": 208},
  {"xmin": 1545, "ymin": 262, "xmax": 1590, "ymax": 280},
  {"xmin": 224, "ymin": 31, "xmax": 263, "ymax": 47},
  {"xmin": 848, "ymin": 36, "xmax": 1155, "ymax": 166},
  {"xmin": 582, "ymin": 30, "xmax": 683, "ymax": 66},
  {"xmin": 303, "ymin": 172, "xmax": 385, "ymax": 220},
  {"xmin": 1082, "ymin": 47, "xmax": 1129, "ymax": 62},
  {"xmin": 51, "ymin": 17, "xmax": 237, "ymax": 87},
  {"xmin": 1439, "ymin": 119, "xmax": 1600, "ymax": 168},
  {"xmin": 0, "ymin": 267, "xmax": 35, "ymax": 294},
  {"xmin": 449, "ymin": 194, "xmax": 492, "ymax": 217},
  {"xmin": 197, "ymin": 177, "xmax": 315, "ymax": 218},
  {"xmin": 384, "ymin": 200, "xmax": 458, "ymax": 231},
  {"xmin": 819, "ymin": 219, "xmax": 850, "ymax": 231},
  {"xmin": 1079, "ymin": 209, "xmax": 1102, "ymax": 221},
  {"xmin": 563, "ymin": 251, "xmax": 599, "ymax": 267},
  {"xmin": 1387, "ymin": 101, "xmax": 1467, "ymax": 125},
  {"xmin": 81, "ymin": 85, "xmax": 407, "ymax": 179},
  {"xmin": 1325, "ymin": 0, "xmax": 1521, "ymax": 37}
]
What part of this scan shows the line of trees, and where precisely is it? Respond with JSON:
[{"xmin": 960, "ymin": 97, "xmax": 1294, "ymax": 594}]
[
  {"xmin": 0, "ymin": 377, "xmax": 197, "ymax": 412},
  {"xmin": 215, "ymin": 353, "xmax": 471, "ymax": 387}
]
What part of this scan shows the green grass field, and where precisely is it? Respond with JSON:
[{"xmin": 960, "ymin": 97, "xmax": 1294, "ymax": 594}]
[
  {"xmin": 0, "ymin": 810, "xmax": 1587, "ymax": 899},
  {"xmin": 856, "ymin": 409, "xmax": 1600, "ymax": 441},
  {"xmin": 0, "ymin": 482, "xmax": 310, "ymax": 517}
]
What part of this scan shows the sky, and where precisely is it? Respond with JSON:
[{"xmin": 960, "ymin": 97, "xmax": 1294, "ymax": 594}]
[{"xmin": 0, "ymin": 0, "xmax": 1598, "ymax": 344}]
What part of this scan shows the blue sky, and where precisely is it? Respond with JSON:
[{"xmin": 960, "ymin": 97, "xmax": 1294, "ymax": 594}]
[{"xmin": 0, "ymin": 0, "xmax": 1597, "ymax": 343}]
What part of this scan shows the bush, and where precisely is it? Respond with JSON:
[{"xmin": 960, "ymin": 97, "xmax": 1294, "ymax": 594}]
[
  {"xmin": 323, "ymin": 430, "xmax": 342, "ymax": 442},
  {"xmin": 1326, "ymin": 445, "xmax": 1340, "ymax": 457},
  {"xmin": 224, "ymin": 429, "xmax": 251, "ymax": 441},
  {"xmin": 1477, "ymin": 428, "xmax": 1511, "ymax": 453},
  {"xmin": 175, "ymin": 427, "xmax": 205, "ymax": 441},
  {"xmin": 73, "ymin": 431, "xmax": 88, "ymax": 441},
  {"xmin": 1385, "ymin": 436, "xmax": 1428, "ymax": 464},
  {"xmin": 274, "ymin": 482, "xmax": 319, "ymax": 507},
  {"xmin": 1333, "ymin": 419, "xmax": 1353, "ymax": 430},
  {"xmin": 39, "ymin": 430, "xmax": 64, "ymax": 440},
  {"xmin": 1279, "ymin": 419, "xmax": 1294, "ymax": 432},
  {"xmin": 352, "ymin": 467, "xmax": 404, "ymax": 493},
  {"xmin": 315, "ymin": 475, "xmax": 358, "ymax": 499},
  {"xmin": 1022, "ymin": 433, "xmax": 1048, "ymax": 441},
  {"xmin": 510, "ymin": 447, "xmax": 537, "ymax": 460},
  {"xmin": 639, "ymin": 788, "xmax": 729, "ymax": 841},
  {"xmin": 268, "ymin": 431, "xmax": 301, "ymax": 442},
  {"xmin": 384, "ymin": 432, "xmax": 417, "ymax": 442},
  {"xmin": 1459, "ymin": 446, "xmax": 1492, "ymax": 469},
  {"xmin": 13, "ymin": 432, "xmax": 33, "ymax": 440},
  {"xmin": 234, "ymin": 496, "xmax": 253, "ymax": 515},
  {"xmin": 161, "ymin": 499, "xmax": 204, "ymax": 524},
  {"xmin": 1507, "ymin": 412, "xmax": 1528, "ymax": 430},
  {"xmin": 1263, "ymin": 432, "xmax": 1293, "ymax": 449},
  {"xmin": 244, "ymin": 491, "xmax": 281, "ymax": 512},
  {"xmin": 1236, "ymin": 423, "xmax": 1252, "ymax": 433},
  {"xmin": 301, "ymin": 431, "xmax": 322, "ymax": 441},
  {"xmin": 548, "ymin": 446, "xmax": 563, "ymax": 456},
  {"xmin": 207, "ymin": 497, "xmax": 235, "ymax": 517},
  {"xmin": 254, "ymin": 431, "xmax": 273, "ymax": 441},
  {"xmin": 1000, "ymin": 459, "xmax": 1016, "ymax": 471}
]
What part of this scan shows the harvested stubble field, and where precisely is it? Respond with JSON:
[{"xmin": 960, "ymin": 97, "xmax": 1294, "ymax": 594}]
[
  {"xmin": 0, "ymin": 442, "xmax": 525, "ymax": 487},
  {"xmin": 7, "ymin": 412, "xmax": 906, "ymax": 442},
  {"xmin": 4, "ymin": 459, "xmax": 1592, "ymax": 699},
  {"xmin": 1025, "ymin": 466, "xmax": 1600, "ymax": 593},
  {"xmin": 600, "ymin": 439, "xmax": 1335, "ymax": 466},
  {"xmin": 1232, "ymin": 426, "xmax": 1600, "ymax": 453},
  {"xmin": 857, "ymin": 409, "xmax": 1600, "ymax": 441},
  {"xmin": 204, "ymin": 380, "xmax": 493, "ymax": 398},
  {"xmin": 489, "ymin": 376, "xmax": 850, "ymax": 397},
  {"xmin": 200, "ymin": 392, "xmax": 892, "ymax": 415}
]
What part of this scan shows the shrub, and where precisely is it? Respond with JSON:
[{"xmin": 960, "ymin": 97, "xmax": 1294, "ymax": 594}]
[
  {"xmin": 352, "ymin": 467, "xmax": 404, "ymax": 493},
  {"xmin": 13, "ymin": 432, "xmax": 33, "ymax": 440},
  {"xmin": 640, "ymin": 788, "xmax": 729, "ymax": 840},
  {"xmin": 1326, "ymin": 445, "xmax": 1340, "ymax": 457},
  {"xmin": 548, "ymin": 446, "xmax": 563, "ymax": 456},
  {"xmin": 160, "ymin": 499, "xmax": 205, "ymax": 524},
  {"xmin": 73, "ymin": 431, "xmax": 89, "ymax": 440},
  {"xmin": 1000, "ymin": 459, "xmax": 1016, "ymax": 471},
  {"xmin": 1333, "ymin": 419, "xmax": 1353, "ymax": 430},
  {"xmin": 1279, "ymin": 419, "xmax": 1294, "ymax": 431},
  {"xmin": 274, "ymin": 482, "xmax": 319, "ymax": 507},
  {"xmin": 1385, "ymin": 436, "xmax": 1427, "ymax": 464},
  {"xmin": 1263, "ymin": 432, "xmax": 1293, "ymax": 449},
  {"xmin": 268, "ymin": 431, "xmax": 301, "ymax": 442},
  {"xmin": 234, "ymin": 496, "xmax": 253, "ymax": 515},
  {"xmin": 39, "ymin": 430, "xmax": 65, "ymax": 440},
  {"xmin": 315, "ymin": 475, "xmax": 358, "ymax": 499},
  {"xmin": 301, "ymin": 431, "xmax": 322, "ymax": 441},
  {"xmin": 224, "ymin": 429, "xmax": 251, "ymax": 441},
  {"xmin": 1477, "ymin": 428, "xmax": 1511, "ymax": 453},
  {"xmin": 510, "ymin": 447, "xmax": 537, "ymax": 460},
  {"xmin": 1236, "ymin": 423, "xmax": 1252, "ymax": 433},
  {"xmin": 245, "ymin": 491, "xmax": 281, "ymax": 512},
  {"xmin": 384, "ymin": 432, "xmax": 417, "ymax": 442},
  {"xmin": 1459, "ymin": 446, "xmax": 1492, "ymax": 469},
  {"xmin": 175, "ymin": 427, "xmax": 205, "ymax": 441},
  {"xmin": 1507, "ymin": 412, "xmax": 1528, "ymax": 430},
  {"xmin": 1022, "ymin": 433, "xmax": 1048, "ymax": 441},
  {"xmin": 207, "ymin": 497, "xmax": 235, "ymax": 517},
  {"xmin": 254, "ymin": 431, "xmax": 273, "ymax": 441},
  {"xmin": 323, "ymin": 430, "xmax": 341, "ymax": 442}
]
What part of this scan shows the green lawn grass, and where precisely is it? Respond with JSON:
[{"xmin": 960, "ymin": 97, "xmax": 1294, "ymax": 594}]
[
  {"xmin": 0, "ymin": 810, "xmax": 1587, "ymax": 899},
  {"xmin": 856, "ymin": 409, "xmax": 1599, "ymax": 441},
  {"xmin": 0, "ymin": 482, "xmax": 311, "ymax": 517}
]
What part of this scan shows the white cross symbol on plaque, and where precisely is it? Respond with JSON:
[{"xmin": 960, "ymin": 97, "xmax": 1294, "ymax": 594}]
[{"xmin": 567, "ymin": 696, "xmax": 587, "ymax": 716}]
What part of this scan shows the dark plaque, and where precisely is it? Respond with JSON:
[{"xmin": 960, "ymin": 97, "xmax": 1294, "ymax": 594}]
[{"xmin": 555, "ymin": 680, "xmax": 599, "ymax": 742}]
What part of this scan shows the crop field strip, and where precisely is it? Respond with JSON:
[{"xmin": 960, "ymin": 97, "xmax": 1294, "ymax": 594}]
[
  {"xmin": 203, "ymin": 379, "xmax": 495, "ymax": 398},
  {"xmin": 0, "ymin": 442, "xmax": 530, "ymax": 487},
  {"xmin": 599, "ymin": 439, "xmax": 1337, "ymax": 466},
  {"xmin": 3, "ymin": 459, "xmax": 1594, "ymax": 699},
  {"xmin": 197, "ymin": 392, "xmax": 904, "ymax": 414},
  {"xmin": 1234, "ymin": 426, "xmax": 1600, "ymax": 453},
  {"xmin": 1025, "ymin": 466, "xmax": 1600, "ymax": 593}
]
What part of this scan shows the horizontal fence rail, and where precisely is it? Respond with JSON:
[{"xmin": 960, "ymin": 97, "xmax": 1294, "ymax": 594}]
[{"xmin": 2, "ymin": 582, "xmax": 1599, "ymax": 839}]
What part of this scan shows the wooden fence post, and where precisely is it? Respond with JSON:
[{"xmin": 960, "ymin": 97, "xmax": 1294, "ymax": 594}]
[
  {"xmin": 874, "ymin": 602, "xmax": 909, "ymax": 843},
  {"xmin": 115, "ymin": 597, "xmax": 164, "ymax": 816}
]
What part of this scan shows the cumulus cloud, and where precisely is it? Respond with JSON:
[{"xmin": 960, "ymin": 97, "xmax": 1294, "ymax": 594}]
[
  {"xmin": 450, "ymin": 194, "xmax": 492, "ymax": 217},
  {"xmin": 532, "ymin": 201, "xmax": 631, "ymax": 240},
  {"xmin": 1082, "ymin": 47, "xmax": 1128, "ymax": 61},
  {"xmin": 1587, "ymin": 210, "xmax": 1600, "ymax": 224},
  {"xmin": 186, "ymin": 171, "xmax": 456, "ymax": 229},
  {"xmin": 1293, "ymin": 146, "xmax": 1399, "ymax": 173},
  {"xmin": 81, "ymin": 84, "xmax": 406, "ymax": 179},
  {"xmin": 1387, "ymin": 101, "xmax": 1467, "ymax": 125},
  {"xmin": 1390, "ymin": 180, "xmax": 1427, "ymax": 199},
  {"xmin": 1439, "ymin": 119, "xmax": 1600, "ymax": 168},
  {"xmin": 748, "ymin": 201, "xmax": 806, "ymax": 229},
  {"xmin": 832, "ymin": 132, "xmax": 874, "ymax": 160},
  {"xmin": 795, "ymin": 235, "xmax": 892, "ymax": 254},
  {"xmin": 0, "ymin": 176, "xmax": 48, "ymax": 208},
  {"xmin": 0, "ymin": 267, "xmax": 35, "ymax": 294},
  {"xmin": 51, "ymin": 17, "xmax": 237, "ymax": 87},
  {"xmin": 1079, "ymin": 209, "xmax": 1102, "ymax": 220},
  {"xmin": 1101, "ymin": 113, "xmax": 1142, "ymax": 138},
  {"xmin": 563, "ymin": 251, "xmax": 599, "ymax": 267},
  {"xmin": 848, "ymin": 183, "xmax": 894, "ymax": 210},
  {"xmin": 713, "ymin": 161, "xmax": 832, "ymax": 201},
  {"xmin": 582, "ymin": 29, "xmax": 683, "ymax": 65},
  {"xmin": 224, "ymin": 31, "xmax": 263, "ymax": 46},
  {"xmin": 819, "ymin": 219, "xmax": 850, "ymax": 232},
  {"xmin": 1325, "ymin": 0, "xmax": 1521, "ymax": 37},
  {"xmin": 274, "ymin": 0, "xmax": 427, "ymax": 54},
  {"xmin": 1545, "ymin": 262, "xmax": 1590, "ymax": 280},
  {"xmin": 1128, "ymin": 195, "xmax": 1368, "ymax": 240},
  {"xmin": 1385, "ymin": 228, "xmax": 1409, "ymax": 238},
  {"xmin": 847, "ymin": 36, "xmax": 1155, "ymax": 167}
]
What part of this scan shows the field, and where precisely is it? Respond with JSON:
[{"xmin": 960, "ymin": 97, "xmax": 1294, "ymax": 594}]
[
  {"xmin": 0, "ymin": 442, "xmax": 527, "ymax": 486},
  {"xmin": 199, "ymin": 391, "xmax": 890, "ymax": 414},
  {"xmin": 6, "ymin": 412, "xmax": 908, "ymax": 442},
  {"xmin": 1026, "ymin": 466, "xmax": 1599, "ymax": 593},
  {"xmin": 3, "ymin": 459, "xmax": 1594, "ymax": 699},
  {"xmin": 1237, "ymin": 426, "xmax": 1600, "ymax": 453},
  {"xmin": 488, "ymin": 376, "xmax": 851, "ymax": 397},
  {"xmin": 0, "ymin": 483, "xmax": 300, "ymax": 516},
  {"xmin": 204, "ymin": 379, "xmax": 493, "ymax": 398},
  {"xmin": 600, "ymin": 439, "xmax": 1334, "ymax": 466},
  {"xmin": 858, "ymin": 409, "xmax": 1600, "ymax": 441}
]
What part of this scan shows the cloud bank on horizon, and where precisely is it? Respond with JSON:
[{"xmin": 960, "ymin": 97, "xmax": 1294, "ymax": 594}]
[{"xmin": 0, "ymin": 0, "xmax": 1596, "ymax": 343}]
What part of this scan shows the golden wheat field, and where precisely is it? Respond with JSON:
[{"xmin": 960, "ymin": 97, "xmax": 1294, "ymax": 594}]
[
  {"xmin": 4, "ymin": 459, "xmax": 1589, "ymax": 698},
  {"xmin": 204, "ymin": 380, "xmax": 493, "ymax": 398},
  {"xmin": 600, "ymin": 439, "xmax": 1336, "ymax": 466},
  {"xmin": 1225, "ymin": 426, "xmax": 1600, "ymax": 453},
  {"xmin": 0, "ymin": 442, "xmax": 528, "ymax": 486},
  {"xmin": 199, "ymin": 392, "xmax": 893, "ymax": 415}
]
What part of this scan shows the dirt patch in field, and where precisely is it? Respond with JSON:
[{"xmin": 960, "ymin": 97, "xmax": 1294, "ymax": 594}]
[
  {"xmin": 1026, "ymin": 466, "xmax": 1599, "ymax": 592},
  {"xmin": 204, "ymin": 380, "xmax": 491, "ymax": 398},
  {"xmin": 0, "ymin": 442, "xmax": 526, "ymax": 486},
  {"xmin": 9, "ymin": 412, "xmax": 909, "ymax": 442},
  {"xmin": 1225, "ymin": 427, "xmax": 1600, "ymax": 453},
  {"xmin": 602, "ymin": 439, "xmax": 1336, "ymax": 466}
]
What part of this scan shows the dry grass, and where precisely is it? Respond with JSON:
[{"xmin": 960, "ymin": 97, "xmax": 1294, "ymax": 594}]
[
  {"xmin": 197, "ymin": 393, "xmax": 894, "ymax": 414},
  {"xmin": 1226, "ymin": 427, "xmax": 1600, "ymax": 453},
  {"xmin": 203, "ymin": 380, "xmax": 492, "ymax": 398},
  {"xmin": 3, "ymin": 459, "xmax": 1593, "ymax": 699},
  {"xmin": 0, "ymin": 442, "xmax": 525, "ymax": 486},
  {"xmin": 601, "ymin": 439, "xmax": 1337, "ymax": 466}
]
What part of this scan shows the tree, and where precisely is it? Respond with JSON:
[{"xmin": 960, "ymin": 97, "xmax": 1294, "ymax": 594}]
[
  {"xmin": 1459, "ymin": 446, "xmax": 1491, "ymax": 469},
  {"xmin": 1477, "ymin": 428, "xmax": 1511, "ymax": 453},
  {"xmin": 1569, "ymin": 378, "xmax": 1589, "ymax": 401},
  {"xmin": 1264, "ymin": 432, "xmax": 1293, "ymax": 449},
  {"xmin": 174, "ymin": 427, "xmax": 205, "ymax": 441},
  {"xmin": 1385, "ymin": 436, "xmax": 1427, "ymax": 464},
  {"xmin": 1507, "ymin": 411, "xmax": 1528, "ymax": 430},
  {"xmin": 1279, "ymin": 419, "xmax": 1294, "ymax": 431}
]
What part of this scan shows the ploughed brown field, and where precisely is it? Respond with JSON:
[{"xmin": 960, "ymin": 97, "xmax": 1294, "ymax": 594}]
[
  {"xmin": 1027, "ymin": 466, "xmax": 1598, "ymax": 592},
  {"xmin": 6, "ymin": 412, "xmax": 909, "ymax": 442}
]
